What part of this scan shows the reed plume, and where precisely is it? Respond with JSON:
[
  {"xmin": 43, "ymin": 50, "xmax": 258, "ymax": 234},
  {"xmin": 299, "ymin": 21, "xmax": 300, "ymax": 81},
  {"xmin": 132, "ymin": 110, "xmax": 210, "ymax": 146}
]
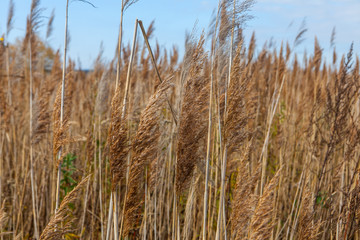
[
  {"xmin": 313, "ymin": 44, "xmax": 359, "ymax": 201},
  {"xmin": 230, "ymin": 143, "xmax": 259, "ymax": 240},
  {"xmin": 123, "ymin": 79, "xmax": 173, "ymax": 237},
  {"xmin": 297, "ymin": 184, "xmax": 322, "ymax": 240},
  {"xmin": 23, "ymin": 0, "xmax": 42, "ymax": 61},
  {"xmin": 39, "ymin": 175, "xmax": 90, "ymax": 240},
  {"xmin": 6, "ymin": 0, "xmax": 14, "ymax": 36},
  {"xmin": 224, "ymin": 42, "xmax": 255, "ymax": 156},
  {"xmin": 249, "ymin": 168, "xmax": 281, "ymax": 240},
  {"xmin": 53, "ymin": 82, "xmax": 71, "ymax": 167},
  {"xmin": 176, "ymin": 34, "xmax": 209, "ymax": 194},
  {"xmin": 0, "ymin": 83, "xmax": 9, "ymax": 129},
  {"xmin": 108, "ymin": 85, "xmax": 129, "ymax": 190},
  {"xmin": 32, "ymin": 83, "xmax": 51, "ymax": 145},
  {"xmin": 95, "ymin": 68, "xmax": 111, "ymax": 116},
  {"xmin": 5, "ymin": 0, "xmax": 14, "ymax": 107},
  {"xmin": 46, "ymin": 9, "xmax": 55, "ymax": 41}
]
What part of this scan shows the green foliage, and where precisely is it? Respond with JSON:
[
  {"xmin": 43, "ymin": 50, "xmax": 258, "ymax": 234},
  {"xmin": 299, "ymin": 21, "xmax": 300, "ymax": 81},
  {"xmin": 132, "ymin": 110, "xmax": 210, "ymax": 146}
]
[
  {"xmin": 316, "ymin": 191, "xmax": 329, "ymax": 208},
  {"xmin": 65, "ymin": 232, "xmax": 80, "ymax": 239},
  {"xmin": 60, "ymin": 153, "xmax": 78, "ymax": 203}
]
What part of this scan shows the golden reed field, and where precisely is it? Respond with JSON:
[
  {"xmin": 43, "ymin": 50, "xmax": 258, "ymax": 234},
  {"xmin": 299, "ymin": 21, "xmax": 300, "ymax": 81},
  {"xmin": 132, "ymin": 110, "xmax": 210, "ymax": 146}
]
[{"xmin": 1, "ymin": 0, "xmax": 360, "ymax": 239}]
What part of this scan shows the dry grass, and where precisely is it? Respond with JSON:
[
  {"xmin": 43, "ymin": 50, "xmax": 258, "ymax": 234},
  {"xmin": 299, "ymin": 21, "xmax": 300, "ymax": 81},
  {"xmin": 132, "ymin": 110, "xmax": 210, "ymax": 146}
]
[{"xmin": 0, "ymin": 1, "xmax": 360, "ymax": 239}]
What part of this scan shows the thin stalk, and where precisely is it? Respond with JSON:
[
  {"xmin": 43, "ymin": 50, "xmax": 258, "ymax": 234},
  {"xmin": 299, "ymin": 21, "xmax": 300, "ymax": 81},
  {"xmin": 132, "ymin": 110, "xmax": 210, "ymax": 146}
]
[
  {"xmin": 223, "ymin": 0, "xmax": 236, "ymax": 117},
  {"xmin": 106, "ymin": 193, "xmax": 113, "ymax": 240},
  {"xmin": 216, "ymin": 1, "xmax": 236, "ymax": 238},
  {"xmin": 216, "ymin": 145, "xmax": 228, "ymax": 240},
  {"xmin": 283, "ymin": 171, "xmax": 305, "ymax": 239},
  {"xmin": 107, "ymin": 1, "xmax": 124, "ymax": 238},
  {"xmin": 118, "ymin": 18, "xmax": 139, "ymax": 239},
  {"xmin": 55, "ymin": 0, "xmax": 69, "ymax": 213},
  {"xmin": 259, "ymin": 73, "xmax": 286, "ymax": 195},
  {"xmin": 115, "ymin": 0, "xmax": 124, "ymax": 90},
  {"xmin": 121, "ymin": 19, "xmax": 138, "ymax": 115},
  {"xmin": 138, "ymin": 20, "xmax": 177, "ymax": 125},
  {"xmin": 99, "ymin": 115, "xmax": 104, "ymax": 240},
  {"xmin": 172, "ymin": 187, "xmax": 176, "ymax": 240},
  {"xmin": 289, "ymin": 175, "xmax": 306, "ymax": 240},
  {"xmin": 337, "ymin": 151, "xmax": 346, "ymax": 240},
  {"xmin": 0, "ymin": 119, "xmax": 4, "ymax": 240},
  {"xmin": 113, "ymin": 191, "xmax": 119, "ymax": 240},
  {"xmin": 143, "ymin": 168, "xmax": 148, "ymax": 240},
  {"xmin": 215, "ymin": 85, "xmax": 224, "ymax": 240},
  {"xmin": 5, "ymin": 43, "xmax": 12, "ymax": 107},
  {"xmin": 177, "ymin": 213, "xmax": 181, "ymax": 240},
  {"xmin": 203, "ymin": 1, "xmax": 221, "ymax": 239},
  {"xmin": 29, "ymin": 26, "xmax": 39, "ymax": 240},
  {"xmin": 154, "ymin": 184, "xmax": 157, "ymax": 239},
  {"xmin": 91, "ymin": 128, "xmax": 98, "ymax": 238},
  {"xmin": 80, "ymin": 175, "xmax": 91, "ymax": 239}
]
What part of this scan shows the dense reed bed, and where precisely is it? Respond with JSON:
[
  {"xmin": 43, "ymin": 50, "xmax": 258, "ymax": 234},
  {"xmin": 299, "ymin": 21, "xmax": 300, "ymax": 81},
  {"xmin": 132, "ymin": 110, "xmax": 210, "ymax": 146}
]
[{"xmin": 1, "ymin": 0, "xmax": 360, "ymax": 239}]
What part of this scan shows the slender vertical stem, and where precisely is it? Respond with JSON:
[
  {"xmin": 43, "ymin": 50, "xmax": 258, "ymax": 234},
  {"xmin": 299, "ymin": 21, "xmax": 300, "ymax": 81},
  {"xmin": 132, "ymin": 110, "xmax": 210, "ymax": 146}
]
[
  {"xmin": 138, "ymin": 20, "xmax": 177, "ymax": 125},
  {"xmin": 0, "ymin": 125, "xmax": 3, "ymax": 240},
  {"xmin": 154, "ymin": 184, "xmax": 157, "ymax": 239},
  {"xmin": 99, "ymin": 115, "xmax": 104, "ymax": 239},
  {"xmin": 118, "ymin": 18, "xmax": 138, "ymax": 239},
  {"xmin": 5, "ymin": 44, "xmax": 12, "ymax": 107},
  {"xmin": 107, "ymin": 1, "xmax": 124, "ymax": 238},
  {"xmin": 337, "ymin": 160, "xmax": 345, "ymax": 240},
  {"xmin": 143, "ymin": 168, "xmax": 148, "ymax": 240},
  {"xmin": 60, "ymin": 0, "xmax": 69, "ymax": 125},
  {"xmin": 121, "ymin": 19, "xmax": 138, "ymax": 115},
  {"xmin": 80, "ymin": 176, "xmax": 91, "ymax": 239},
  {"xmin": 115, "ymin": 0, "xmax": 124, "ymax": 90},
  {"xmin": 284, "ymin": 171, "xmax": 304, "ymax": 239},
  {"xmin": 289, "ymin": 176, "xmax": 305, "ymax": 240},
  {"xmin": 177, "ymin": 214, "xmax": 181, "ymax": 240},
  {"xmin": 172, "ymin": 189, "xmax": 176, "ymax": 240},
  {"xmin": 216, "ymin": 146, "xmax": 228, "ymax": 240},
  {"xmin": 215, "ymin": 91, "xmax": 224, "ymax": 240},
  {"xmin": 55, "ymin": 162, "xmax": 61, "ymax": 210},
  {"xmin": 29, "ymin": 24, "xmax": 39, "ymax": 240},
  {"xmin": 202, "ymin": 22, "xmax": 215, "ymax": 240},
  {"xmin": 106, "ymin": 193, "xmax": 113, "ymax": 240},
  {"xmin": 216, "ymin": 1, "xmax": 236, "ymax": 239},
  {"xmin": 55, "ymin": 0, "xmax": 69, "ymax": 213},
  {"xmin": 203, "ymin": 2, "xmax": 221, "ymax": 239},
  {"xmin": 113, "ymin": 191, "xmax": 119, "ymax": 240},
  {"xmin": 259, "ymin": 74, "xmax": 286, "ymax": 195}
]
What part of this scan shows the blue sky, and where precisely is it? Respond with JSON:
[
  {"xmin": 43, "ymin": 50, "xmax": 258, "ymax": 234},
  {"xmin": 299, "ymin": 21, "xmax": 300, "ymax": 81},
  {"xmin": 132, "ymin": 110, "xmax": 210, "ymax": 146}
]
[{"xmin": 0, "ymin": 0, "xmax": 359, "ymax": 69}]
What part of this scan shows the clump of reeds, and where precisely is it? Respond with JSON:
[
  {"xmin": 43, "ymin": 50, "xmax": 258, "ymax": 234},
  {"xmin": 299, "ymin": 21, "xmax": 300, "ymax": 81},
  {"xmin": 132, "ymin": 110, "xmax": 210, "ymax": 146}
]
[
  {"xmin": 175, "ymin": 34, "xmax": 209, "ymax": 194},
  {"xmin": 2, "ymin": 0, "xmax": 360, "ymax": 238},
  {"xmin": 123, "ymin": 78, "xmax": 173, "ymax": 237}
]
